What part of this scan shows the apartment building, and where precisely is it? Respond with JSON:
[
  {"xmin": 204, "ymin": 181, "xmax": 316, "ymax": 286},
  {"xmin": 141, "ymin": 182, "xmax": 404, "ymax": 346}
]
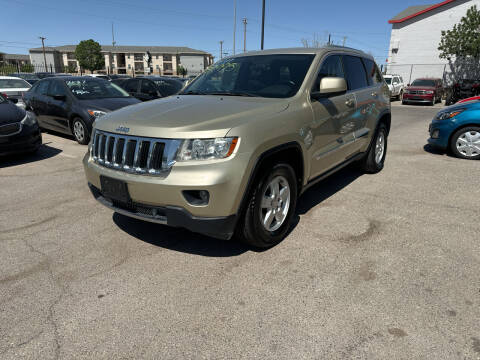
[{"xmin": 29, "ymin": 45, "xmax": 214, "ymax": 76}]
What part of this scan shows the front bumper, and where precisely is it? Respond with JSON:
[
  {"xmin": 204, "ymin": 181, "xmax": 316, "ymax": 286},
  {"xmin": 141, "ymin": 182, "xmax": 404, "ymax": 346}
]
[
  {"xmin": 89, "ymin": 183, "xmax": 237, "ymax": 239},
  {"xmin": 403, "ymin": 93, "xmax": 434, "ymax": 103},
  {"xmin": 427, "ymin": 120, "xmax": 453, "ymax": 149},
  {"xmin": 0, "ymin": 123, "xmax": 42, "ymax": 156}
]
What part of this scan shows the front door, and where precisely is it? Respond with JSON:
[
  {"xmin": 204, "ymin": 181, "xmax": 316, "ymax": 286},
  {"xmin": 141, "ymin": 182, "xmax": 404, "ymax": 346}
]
[
  {"xmin": 45, "ymin": 80, "xmax": 70, "ymax": 134},
  {"xmin": 31, "ymin": 79, "xmax": 51, "ymax": 128},
  {"xmin": 309, "ymin": 54, "xmax": 357, "ymax": 179}
]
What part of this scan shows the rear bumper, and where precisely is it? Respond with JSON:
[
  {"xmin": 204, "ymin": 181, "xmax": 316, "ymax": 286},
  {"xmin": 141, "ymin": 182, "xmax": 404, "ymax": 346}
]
[
  {"xmin": 89, "ymin": 183, "xmax": 237, "ymax": 240},
  {"xmin": 0, "ymin": 124, "xmax": 42, "ymax": 156}
]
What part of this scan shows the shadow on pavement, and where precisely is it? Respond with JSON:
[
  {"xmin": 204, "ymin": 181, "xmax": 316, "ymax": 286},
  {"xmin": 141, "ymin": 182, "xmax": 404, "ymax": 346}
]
[
  {"xmin": 113, "ymin": 165, "xmax": 363, "ymax": 256},
  {"xmin": 0, "ymin": 143, "xmax": 62, "ymax": 168},
  {"xmin": 423, "ymin": 144, "xmax": 452, "ymax": 157},
  {"xmin": 113, "ymin": 213, "xmax": 250, "ymax": 257}
]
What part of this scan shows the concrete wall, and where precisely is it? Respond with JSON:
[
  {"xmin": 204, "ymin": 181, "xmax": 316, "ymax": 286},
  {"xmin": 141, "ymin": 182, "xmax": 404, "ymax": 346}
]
[
  {"xmin": 386, "ymin": 0, "xmax": 479, "ymax": 83},
  {"xmin": 30, "ymin": 51, "xmax": 61, "ymax": 70}
]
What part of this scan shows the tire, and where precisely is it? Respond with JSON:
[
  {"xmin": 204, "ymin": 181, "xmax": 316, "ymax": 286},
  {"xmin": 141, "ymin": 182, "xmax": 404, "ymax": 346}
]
[
  {"xmin": 430, "ymin": 95, "xmax": 436, "ymax": 106},
  {"xmin": 359, "ymin": 123, "xmax": 388, "ymax": 174},
  {"xmin": 445, "ymin": 95, "xmax": 453, "ymax": 106},
  {"xmin": 398, "ymin": 90, "xmax": 403, "ymax": 101},
  {"xmin": 71, "ymin": 118, "xmax": 89, "ymax": 145},
  {"xmin": 236, "ymin": 163, "xmax": 298, "ymax": 248},
  {"xmin": 402, "ymin": 100, "xmax": 407, "ymax": 105},
  {"xmin": 450, "ymin": 126, "xmax": 480, "ymax": 160}
]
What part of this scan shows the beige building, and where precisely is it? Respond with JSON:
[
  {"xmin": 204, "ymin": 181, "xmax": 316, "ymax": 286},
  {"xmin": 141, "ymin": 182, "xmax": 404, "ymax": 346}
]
[{"xmin": 29, "ymin": 45, "xmax": 213, "ymax": 76}]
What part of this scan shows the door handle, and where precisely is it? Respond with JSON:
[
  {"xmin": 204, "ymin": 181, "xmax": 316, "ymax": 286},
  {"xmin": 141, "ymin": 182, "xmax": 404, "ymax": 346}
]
[{"xmin": 345, "ymin": 98, "xmax": 355, "ymax": 107}]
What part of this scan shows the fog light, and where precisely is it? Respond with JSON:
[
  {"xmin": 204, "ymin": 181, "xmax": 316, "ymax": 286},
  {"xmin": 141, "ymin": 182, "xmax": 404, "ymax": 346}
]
[
  {"xmin": 432, "ymin": 130, "xmax": 440, "ymax": 139},
  {"xmin": 183, "ymin": 190, "xmax": 210, "ymax": 206}
]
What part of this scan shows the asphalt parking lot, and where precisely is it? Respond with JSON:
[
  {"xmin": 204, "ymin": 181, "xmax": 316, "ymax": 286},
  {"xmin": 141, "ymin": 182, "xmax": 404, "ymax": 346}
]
[{"xmin": 1, "ymin": 103, "xmax": 479, "ymax": 359}]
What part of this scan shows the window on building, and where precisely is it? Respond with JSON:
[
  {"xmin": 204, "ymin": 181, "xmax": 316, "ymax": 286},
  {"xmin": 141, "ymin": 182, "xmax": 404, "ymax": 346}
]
[
  {"xmin": 156, "ymin": 55, "xmax": 159, "ymax": 60},
  {"xmin": 67, "ymin": 53, "xmax": 76, "ymax": 60},
  {"xmin": 135, "ymin": 62, "xmax": 144, "ymax": 71},
  {"xmin": 163, "ymin": 55, "xmax": 172, "ymax": 62},
  {"xmin": 342, "ymin": 55, "xmax": 368, "ymax": 90},
  {"xmin": 134, "ymin": 53, "xmax": 143, "ymax": 61},
  {"xmin": 392, "ymin": 48, "xmax": 399, "ymax": 54},
  {"xmin": 164, "ymin": 63, "xmax": 172, "ymax": 71},
  {"xmin": 156, "ymin": 65, "xmax": 159, "ymax": 69},
  {"xmin": 128, "ymin": 64, "xmax": 131, "ymax": 69}
]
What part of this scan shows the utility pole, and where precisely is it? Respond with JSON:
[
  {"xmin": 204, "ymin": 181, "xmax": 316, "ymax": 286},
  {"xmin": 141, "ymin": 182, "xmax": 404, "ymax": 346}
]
[
  {"xmin": 261, "ymin": 0, "xmax": 266, "ymax": 50},
  {"xmin": 112, "ymin": 22, "xmax": 116, "ymax": 47},
  {"xmin": 219, "ymin": 41, "xmax": 224, "ymax": 59},
  {"xmin": 233, "ymin": 0, "xmax": 237, "ymax": 55},
  {"xmin": 243, "ymin": 18, "xmax": 247, "ymax": 53},
  {"xmin": 39, "ymin": 36, "xmax": 47, "ymax": 72},
  {"xmin": 328, "ymin": 34, "xmax": 331, "ymax": 45},
  {"xmin": 342, "ymin": 36, "xmax": 347, "ymax": 47}
]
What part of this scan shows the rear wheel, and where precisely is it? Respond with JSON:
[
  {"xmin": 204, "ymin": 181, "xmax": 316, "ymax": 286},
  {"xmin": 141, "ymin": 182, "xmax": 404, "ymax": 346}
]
[
  {"xmin": 430, "ymin": 95, "xmax": 436, "ymax": 106},
  {"xmin": 236, "ymin": 163, "xmax": 297, "ymax": 248},
  {"xmin": 398, "ymin": 90, "xmax": 403, "ymax": 101},
  {"xmin": 450, "ymin": 127, "xmax": 480, "ymax": 160},
  {"xmin": 359, "ymin": 123, "xmax": 388, "ymax": 173},
  {"xmin": 72, "ymin": 118, "xmax": 89, "ymax": 145}
]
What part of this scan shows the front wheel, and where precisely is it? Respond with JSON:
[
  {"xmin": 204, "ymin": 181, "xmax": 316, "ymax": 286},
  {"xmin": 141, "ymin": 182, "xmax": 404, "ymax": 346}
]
[
  {"xmin": 359, "ymin": 123, "xmax": 388, "ymax": 173},
  {"xmin": 450, "ymin": 127, "xmax": 480, "ymax": 160},
  {"xmin": 236, "ymin": 163, "xmax": 298, "ymax": 248},
  {"xmin": 72, "ymin": 118, "xmax": 89, "ymax": 145}
]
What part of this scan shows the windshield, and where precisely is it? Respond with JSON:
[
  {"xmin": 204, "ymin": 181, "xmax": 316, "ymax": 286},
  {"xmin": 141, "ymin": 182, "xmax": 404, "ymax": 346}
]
[
  {"xmin": 65, "ymin": 78, "xmax": 130, "ymax": 99},
  {"xmin": 0, "ymin": 79, "xmax": 31, "ymax": 88},
  {"xmin": 181, "ymin": 54, "xmax": 315, "ymax": 98},
  {"xmin": 384, "ymin": 78, "xmax": 392, "ymax": 85},
  {"xmin": 411, "ymin": 79, "xmax": 436, "ymax": 87}
]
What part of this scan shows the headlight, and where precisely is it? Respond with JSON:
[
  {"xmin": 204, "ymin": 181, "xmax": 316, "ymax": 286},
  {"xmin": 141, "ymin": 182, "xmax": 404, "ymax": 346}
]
[
  {"xmin": 436, "ymin": 109, "xmax": 465, "ymax": 120},
  {"xmin": 20, "ymin": 111, "xmax": 37, "ymax": 126},
  {"xmin": 87, "ymin": 110, "xmax": 107, "ymax": 118},
  {"xmin": 425, "ymin": 90, "xmax": 434, "ymax": 94},
  {"xmin": 177, "ymin": 137, "xmax": 238, "ymax": 161}
]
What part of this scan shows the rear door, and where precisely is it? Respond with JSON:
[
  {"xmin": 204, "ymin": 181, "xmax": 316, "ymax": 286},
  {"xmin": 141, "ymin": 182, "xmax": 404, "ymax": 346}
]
[
  {"xmin": 309, "ymin": 54, "xmax": 357, "ymax": 178},
  {"xmin": 123, "ymin": 79, "xmax": 141, "ymax": 99},
  {"xmin": 45, "ymin": 80, "xmax": 71, "ymax": 134},
  {"xmin": 139, "ymin": 79, "xmax": 160, "ymax": 101}
]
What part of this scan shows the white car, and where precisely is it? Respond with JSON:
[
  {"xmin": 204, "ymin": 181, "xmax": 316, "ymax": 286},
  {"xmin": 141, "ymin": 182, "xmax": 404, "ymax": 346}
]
[
  {"xmin": 86, "ymin": 74, "xmax": 111, "ymax": 81},
  {"xmin": 384, "ymin": 74, "xmax": 405, "ymax": 100},
  {"xmin": 0, "ymin": 76, "xmax": 31, "ymax": 108}
]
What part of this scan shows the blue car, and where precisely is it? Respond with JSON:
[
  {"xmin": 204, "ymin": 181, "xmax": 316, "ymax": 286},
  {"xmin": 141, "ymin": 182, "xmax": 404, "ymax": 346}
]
[{"xmin": 428, "ymin": 99, "xmax": 480, "ymax": 160}]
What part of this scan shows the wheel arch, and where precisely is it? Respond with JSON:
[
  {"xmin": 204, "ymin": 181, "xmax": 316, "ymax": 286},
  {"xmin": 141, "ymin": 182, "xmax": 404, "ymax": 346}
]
[
  {"xmin": 447, "ymin": 123, "xmax": 480, "ymax": 148},
  {"xmin": 377, "ymin": 110, "xmax": 391, "ymax": 135}
]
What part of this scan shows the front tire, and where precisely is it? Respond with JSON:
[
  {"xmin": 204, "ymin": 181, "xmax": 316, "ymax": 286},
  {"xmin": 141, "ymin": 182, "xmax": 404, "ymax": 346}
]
[
  {"xmin": 72, "ymin": 118, "xmax": 89, "ymax": 145},
  {"xmin": 359, "ymin": 123, "xmax": 388, "ymax": 173},
  {"xmin": 450, "ymin": 127, "xmax": 480, "ymax": 160},
  {"xmin": 236, "ymin": 163, "xmax": 298, "ymax": 248}
]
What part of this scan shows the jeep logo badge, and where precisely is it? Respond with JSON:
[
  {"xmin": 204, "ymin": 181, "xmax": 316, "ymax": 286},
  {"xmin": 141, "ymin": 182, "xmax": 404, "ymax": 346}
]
[{"xmin": 116, "ymin": 126, "xmax": 130, "ymax": 133}]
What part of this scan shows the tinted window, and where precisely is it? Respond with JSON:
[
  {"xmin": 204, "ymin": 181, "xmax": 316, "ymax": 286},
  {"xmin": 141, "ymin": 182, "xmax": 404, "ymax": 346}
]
[
  {"xmin": 49, "ymin": 80, "xmax": 67, "ymax": 96},
  {"xmin": 124, "ymin": 79, "xmax": 140, "ymax": 93},
  {"xmin": 183, "ymin": 54, "xmax": 315, "ymax": 98},
  {"xmin": 0, "ymin": 79, "xmax": 31, "ymax": 89},
  {"xmin": 314, "ymin": 55, "xmax": 345, "ymax": 91},
  {"xmin": 65, "ymin": 78, "xmax": 129, "ymax": 99},
  {"xmin": 411, "ymin": 79, "xmax": 436, "ymax": 87},
  {"xmin": 384, "ymin": 78, "xmax": 392, "ymax": 85},
  {"xmin": 342, "ymin": 55, "xmax": 368, "ymax": 90},
  {"xmin": 141, "ymin": 80, "xmax": 158, "ymax": 95},
  {"xmin": 154, "ymin": 79, "xmax": 183, "ymax": 96},
  {"xmin": 36, "ymin": 80, "xmax": 50, "ymax": 95}
]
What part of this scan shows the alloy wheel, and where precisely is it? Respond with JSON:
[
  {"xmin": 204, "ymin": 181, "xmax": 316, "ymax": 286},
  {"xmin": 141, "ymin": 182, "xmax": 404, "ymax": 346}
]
[
  {"xmin": 260, "ymin": 175, "xmax": 291, "ymax": 232},
  {"xmin": 73, "ymin": 120, "xmax": 85, "ymax": 142},
  {"xmin": 375, "ymin": 131, "xmax": 385, "ymax": 164}
]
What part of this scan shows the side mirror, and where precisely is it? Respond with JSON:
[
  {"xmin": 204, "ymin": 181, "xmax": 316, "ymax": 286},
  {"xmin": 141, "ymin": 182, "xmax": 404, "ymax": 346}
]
[
  {"xmin": 52, "ymin": 94, "xmax": 66, "ymax": 101},
  {"xmin": 311, "ymin": 77, "xmax": 347, "ymax": 99}
]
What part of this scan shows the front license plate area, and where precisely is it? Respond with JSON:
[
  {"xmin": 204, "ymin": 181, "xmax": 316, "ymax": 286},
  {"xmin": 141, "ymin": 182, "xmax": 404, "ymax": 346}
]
[{"xmin": 100, "ymin": 176, "xmax": 131, "ymax": 203}]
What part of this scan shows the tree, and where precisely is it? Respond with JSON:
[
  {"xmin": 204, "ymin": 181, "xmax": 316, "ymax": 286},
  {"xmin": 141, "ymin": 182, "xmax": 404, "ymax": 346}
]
[
  {"xmin": 75, "ymin": 39, "xmax": 104, "ymax": 73},
  {"xmin": 438, "ymin": 5, "xmax": 480, "ymax": 59},
  {"xmin": 177, "ymin": 65, "xmax": 187, "ymax": 77},
  {"xmin": 20, "ymin": 63, "xmax": 34, "ymax": 73},
  {"xmin": 65, "ymin": 63, "xmax": 77, "ymax": 73}
]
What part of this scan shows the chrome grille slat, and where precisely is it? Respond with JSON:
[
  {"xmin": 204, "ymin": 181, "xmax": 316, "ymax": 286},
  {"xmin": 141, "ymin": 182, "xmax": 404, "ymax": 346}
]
[{"xmin": 91, "ymin": 130, "xmax": 178, "ymax": 176}]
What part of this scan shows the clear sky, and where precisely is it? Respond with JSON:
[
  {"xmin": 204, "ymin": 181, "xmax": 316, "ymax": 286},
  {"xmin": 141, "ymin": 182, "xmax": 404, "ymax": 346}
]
[{"xmin": 0, "ymin": 0, "xmax": 439, "ymax": 65}]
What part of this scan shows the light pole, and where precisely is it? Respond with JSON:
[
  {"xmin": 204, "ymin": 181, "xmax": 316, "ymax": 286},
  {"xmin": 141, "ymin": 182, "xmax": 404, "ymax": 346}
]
[
  {"xmin": 39, "ymin": 36, "xmax": 47, "ymax": 72},
  {"xmin": 243, "ymin": 18, "xmax": 247, "ymax": 53},
  {"xmin": 233, "ymin": 0, "xmax": 237, "ymax": 55},
  {"xmin": 219, "ymin": 41, "xmax": 224, "ymax": 59},
  {"xmin": 261, "ymin": 0, "xmax": 266, "ymax": 50}
]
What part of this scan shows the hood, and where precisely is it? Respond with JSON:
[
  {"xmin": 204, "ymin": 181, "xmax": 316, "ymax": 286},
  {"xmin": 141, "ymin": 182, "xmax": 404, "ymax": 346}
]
[
  {"xmin": 442, "ymin": 99, "xmax": 480, "ymax": 112},
  {"xmin": 78, "ymin": 97, "xmax": 140, "ymax": 112},
  {"xmin": 0, "ymin": 101, "xmax": 25, "ymax": 125},
  {"xmin": 94, "ymin": 95, "xmax": 290, "ymax": 138},
  {"xmin": 406, "ymin": 86, "xmax": 435, "ymax": 91}
]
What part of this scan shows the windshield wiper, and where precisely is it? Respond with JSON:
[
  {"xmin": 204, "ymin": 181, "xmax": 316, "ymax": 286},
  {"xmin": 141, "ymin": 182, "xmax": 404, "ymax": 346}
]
[{"xmin": 180, "ymin": 90, "xmax": 206, "ymax": 95}]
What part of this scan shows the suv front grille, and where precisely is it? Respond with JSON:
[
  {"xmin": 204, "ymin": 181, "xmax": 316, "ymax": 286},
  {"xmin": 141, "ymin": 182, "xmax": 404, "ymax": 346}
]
[
  {"xmin": 0, "ymin": 123, "xmax": 22, "ymax": 137},
  {"xmin": 91, "ymin": 130, "xmax": 181, "ymax": 176},
  {"xmin": 409, "ymin": 90, "xmax": 427, "ymax": 95}
]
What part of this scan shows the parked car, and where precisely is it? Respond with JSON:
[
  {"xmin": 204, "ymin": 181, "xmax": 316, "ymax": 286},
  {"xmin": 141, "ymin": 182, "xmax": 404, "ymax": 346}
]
[
  {"xmin": 383, "ymin": 74, "xmax": 405, "ymax": 100},
  {"xmin": 428, "ymin": 98, "xmax": 480, "ymax": 159},
  {"xmin": 0, "ymin": 93, "xmax": 42, "ymax": 156},
  {"xmin": 8, "ymin": 73, "xmax": 40, "ymax": 85},
  {"xmin": 0, "ymin": 76, "xmax": 31, "ymax": 108},
  {"xmin": 87, "ymin": 74, "xmax": 111, "ymax": 81},
  {"xmin": 402, "ymin": 78, "xmax": 444, "ymax": 106},
  {"xmin": 109, "ymin": 74, "xmax": 131, "ymax": 80},
  {"xmin": 117, "ymin": 76, "xmax": 183, "ymax": 101},
  {"xmin": 445, "ymin": 79, "xmax": 480, "ymax": 105},
  {"xmin": 83, "ymin": 47, "xmax": 391, "ymax": 247},
  {"xmin": 458, "ymin": 95, "xmax": 480, "ymax": 104},
  {"xmin": 24, "ymin": 76, "xmax": 140, "ymax": 144}
]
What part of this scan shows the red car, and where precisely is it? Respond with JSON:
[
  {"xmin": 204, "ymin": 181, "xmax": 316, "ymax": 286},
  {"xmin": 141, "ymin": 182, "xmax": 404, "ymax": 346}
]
[
  {"xmin": 458, "ymin": 95, "xmax": 480, "ymax": 103},
  {"xmin": 402, "ymin": 78, "xmax": 444, "ymax": 106}
]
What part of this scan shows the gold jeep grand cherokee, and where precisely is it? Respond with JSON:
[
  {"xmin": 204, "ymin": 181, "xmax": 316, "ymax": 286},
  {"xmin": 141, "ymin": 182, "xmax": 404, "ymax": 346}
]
[{"xmin": 83, "ymin": 47, "xmax": 390, "ymax": 248}]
